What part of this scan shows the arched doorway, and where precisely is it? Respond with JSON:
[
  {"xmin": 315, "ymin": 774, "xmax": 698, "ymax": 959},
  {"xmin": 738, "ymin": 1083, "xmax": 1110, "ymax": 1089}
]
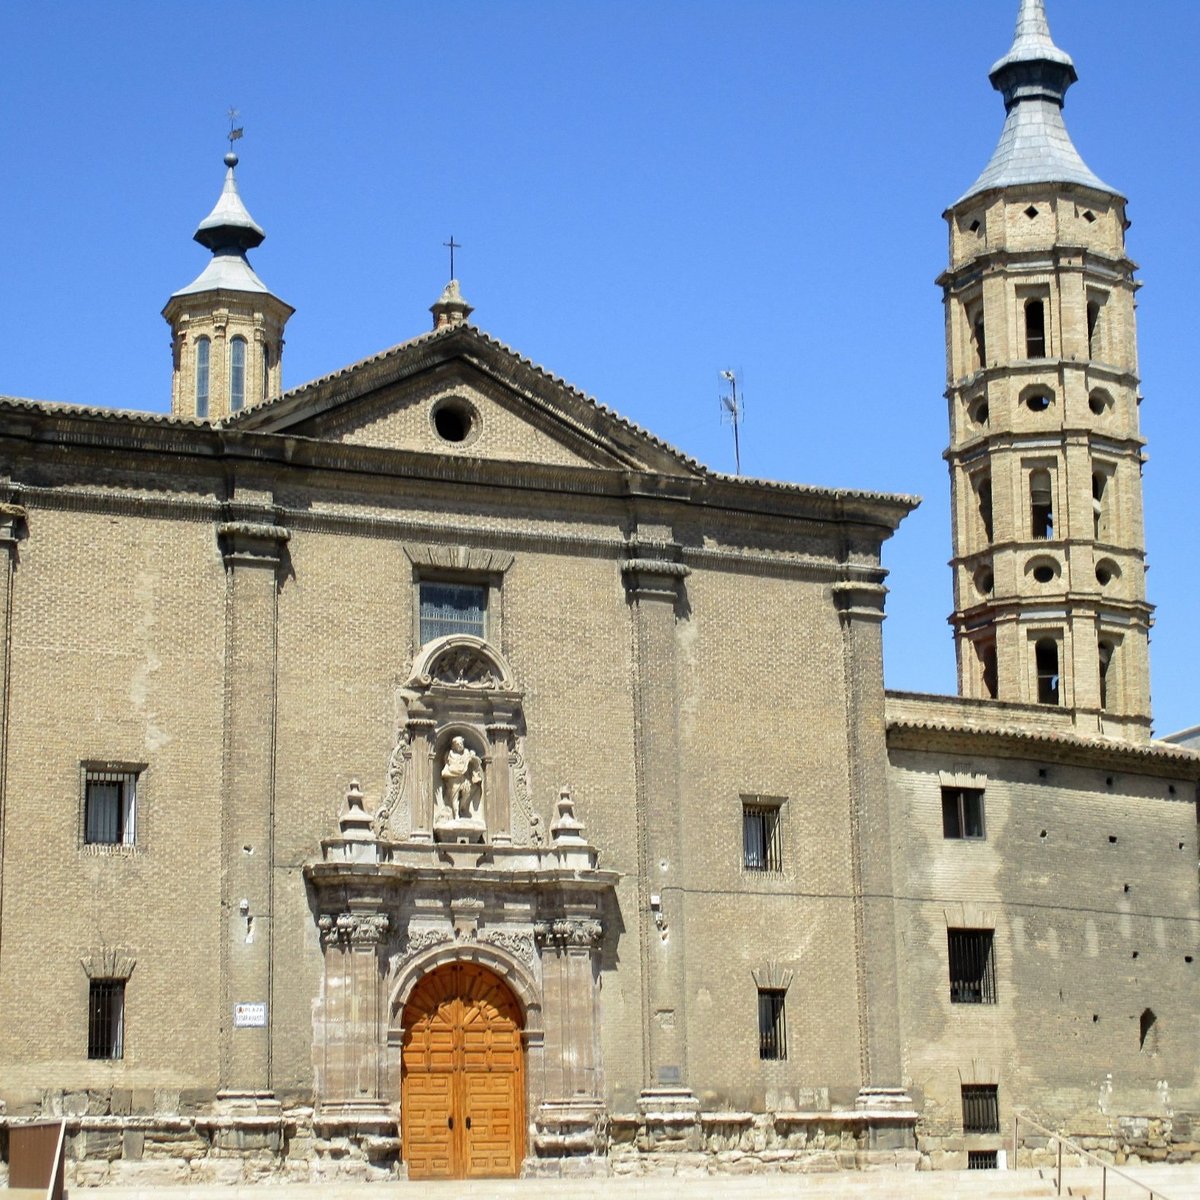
[{"xmin": 401, "ymin": 961, "xmax": 526, "ymax": 1179}]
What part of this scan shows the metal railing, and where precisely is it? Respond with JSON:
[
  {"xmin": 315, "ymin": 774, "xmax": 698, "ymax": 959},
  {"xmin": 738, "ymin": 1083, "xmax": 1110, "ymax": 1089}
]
[{"xmin": 1013, "ymin": 1110, "xmax": 1173, "ymax": 1200}]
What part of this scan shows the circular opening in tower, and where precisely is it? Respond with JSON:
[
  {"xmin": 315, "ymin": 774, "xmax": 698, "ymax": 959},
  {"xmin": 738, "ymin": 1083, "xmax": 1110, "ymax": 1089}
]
[
  {"xmin": 1033, "ymin": 564, "xmax": 1055, "ymax": 584},
  {"xmin": 431, "ymin": 397, "xmax": 478, "ymax": 445},
  {"xmin": 1025, "ymin": 392, "xmax": 1052, "ymax": 413},
  {"xmin": 1089, "ymin": 390, "xmax": 1113, "ymax": 417}
]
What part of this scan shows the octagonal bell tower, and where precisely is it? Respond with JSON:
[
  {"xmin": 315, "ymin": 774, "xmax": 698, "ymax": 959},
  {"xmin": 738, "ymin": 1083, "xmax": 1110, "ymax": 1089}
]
[
  {"xmin": 939, "ymin": 0, "xmax": 1152, "ymax": 740},
  {"xmin": 163, "ymin": 151, "xmax": 293, "ymax": 422}
]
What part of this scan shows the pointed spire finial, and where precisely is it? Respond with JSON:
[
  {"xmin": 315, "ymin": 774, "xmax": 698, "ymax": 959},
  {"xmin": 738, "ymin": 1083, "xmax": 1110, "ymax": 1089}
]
[
  {"xmin": 989, "ymin": 0, "xmax": 1076, "ymax": 100},
  {"xmin": 954, "ymin": 0, "xmax": 1115, "ymax": 204}
]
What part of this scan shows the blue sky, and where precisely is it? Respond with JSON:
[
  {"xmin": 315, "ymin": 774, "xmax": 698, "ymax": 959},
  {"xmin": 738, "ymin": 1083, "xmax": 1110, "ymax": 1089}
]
[{"xmin": 2, "ymin": 2, "xmax": 1197, "ymax": 735}]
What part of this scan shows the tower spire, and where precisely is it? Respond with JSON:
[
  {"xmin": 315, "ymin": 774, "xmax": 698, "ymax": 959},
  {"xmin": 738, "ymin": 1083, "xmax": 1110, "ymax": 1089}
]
[
  {"xmin": 163, "ymin": 140, "xmax": 293, "ymax": 422},
  {"xmin": 957, "ymin": 0, "xmax": 1114, "ymax": 204},
  {"xmin": 938, "ymin": 0, "xmax": 1152, "ymax": 740}
]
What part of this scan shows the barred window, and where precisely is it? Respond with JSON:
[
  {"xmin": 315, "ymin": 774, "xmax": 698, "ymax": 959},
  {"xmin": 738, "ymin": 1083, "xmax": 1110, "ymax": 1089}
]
[
  {"xmin": 419, "ymin": 581, "xmax": 487, "ymax": 644},
  {"xmin": 942, "ymin": 787, "xmax": 985, "ymax": 839},
  {"xmin": 84, "ymin": 769, "xmax": 138, "ymax": 846},
  {"xmin": 968, "ymin": 1150, "xmax": 998, "ymax": 1170},
  {"xmin": 962, "ymin": 1084, "xmax": 1000, "ymax": 1133},
  {"xmin": 948, "ymin": 929, "xmax": 996, "ymax": 1004},
  {"xmin": 757, "ymin": 988, "xmax": 786, "ymax": 1061},
  {"xmin": 743, "ymin": 799, "xmax": 783, "ymax": 872},
  {"xmin": 88, "ymin": 979, "xmax": 125, "ymax": 1060}
]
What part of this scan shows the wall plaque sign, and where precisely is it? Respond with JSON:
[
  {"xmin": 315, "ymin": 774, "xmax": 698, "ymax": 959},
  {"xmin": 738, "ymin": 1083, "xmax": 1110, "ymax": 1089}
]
[{"xmin": 233, "ymin": 1002, "xmax": 267, "ymax": 1027}]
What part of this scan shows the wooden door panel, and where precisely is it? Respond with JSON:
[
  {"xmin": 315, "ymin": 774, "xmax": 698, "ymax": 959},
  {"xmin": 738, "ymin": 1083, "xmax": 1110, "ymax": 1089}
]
[
  {"xmin": 401, "ymin": 1072, "xmax": 456, "ymax": 1180},
  {"xmin": 401, "ymin": 962, "xmax": 524, "ymax": 1180},
  {"xmin": 463, "ymin": 1070, "xmax": 519, "ymax": 1177}
]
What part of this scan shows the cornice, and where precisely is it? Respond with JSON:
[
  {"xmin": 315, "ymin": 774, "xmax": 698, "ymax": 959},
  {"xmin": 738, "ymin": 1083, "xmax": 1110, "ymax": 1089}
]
[
  {"xmin": 945, "ymin": 427, "xmax": 1145, "ymax": 462},
  {"xmin": 0, "ymin": 408, "xmax": 916, "ymax": 543},
  {"xmin": 937, "ymin": 247, "xmax": 1137, "ymax": 292},
  {"xmin": 887, "ymin": 715, "xmax": 1197, "ymax": 780},
  {"xmin": 945, "ymin": 359, "xmax": 1141, "ymax": 398}
]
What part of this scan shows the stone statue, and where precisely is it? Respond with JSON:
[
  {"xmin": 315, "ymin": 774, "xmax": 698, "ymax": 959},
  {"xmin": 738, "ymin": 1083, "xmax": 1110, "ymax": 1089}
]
[{"xmin": 440, "ymin": 736, "xmax": 484, "ymax": 822}]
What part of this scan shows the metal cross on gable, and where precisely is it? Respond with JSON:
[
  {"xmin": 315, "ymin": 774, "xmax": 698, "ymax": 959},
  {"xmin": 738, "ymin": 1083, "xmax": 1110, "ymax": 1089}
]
[{"xmin": 443, "ymin": 236, "xmax": 461, "ymax": 280}]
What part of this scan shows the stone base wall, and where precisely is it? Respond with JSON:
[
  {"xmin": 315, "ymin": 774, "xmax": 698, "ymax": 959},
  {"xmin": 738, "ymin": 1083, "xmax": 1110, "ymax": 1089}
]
[
  {"xmin": 3, "ymin": 1095, "xmax": 1196, "ymax": 1184},
  {"xmin": 916, "ymin": 1113, "xmax": 1200, "ymax": 1172}
]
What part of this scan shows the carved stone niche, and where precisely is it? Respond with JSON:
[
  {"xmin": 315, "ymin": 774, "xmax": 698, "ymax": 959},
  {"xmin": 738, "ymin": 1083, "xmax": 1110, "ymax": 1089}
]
[{"xmin": 373, "ymin": 635, "xmax": 542, "ymax": 847}]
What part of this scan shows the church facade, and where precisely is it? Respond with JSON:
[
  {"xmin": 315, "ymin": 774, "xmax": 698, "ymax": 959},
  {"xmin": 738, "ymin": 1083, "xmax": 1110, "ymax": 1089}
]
[{"xmin": 0, "ymin": 0, "xmax": 1196, "ymax": 1185}]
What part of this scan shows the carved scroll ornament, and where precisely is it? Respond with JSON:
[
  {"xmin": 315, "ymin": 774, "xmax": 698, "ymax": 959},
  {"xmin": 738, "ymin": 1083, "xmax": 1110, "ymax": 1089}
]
[
  {"xmin": 318, "ymin": 911, "xmax": 391, "ymax": 947},
  {"xmin": 534, "ymin": 918, "xmax": 603, "ymax": 949}
]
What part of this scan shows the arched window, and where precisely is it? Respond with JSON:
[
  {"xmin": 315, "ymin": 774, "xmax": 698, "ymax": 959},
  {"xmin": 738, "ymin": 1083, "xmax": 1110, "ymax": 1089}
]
[
  {"xmin": 195, "ymin": 337, "xmax": 210, "ymax": 419},
  {"xmin": 1087, "ymin": 299, "xmax": 1102, "ymax": 359},
  {"xmin": 1098, "ymin": 640, "xmax": 1115, "ymax": 711},
  {"xmin": 230, "ymin": 336, "xmax": 247, "ymax": 412},
  {"xmin": 976, "ymin": 635, "xmax": 998, "ymax": 700},
  {"xmin": 1092, "ymin": 471, "xmax": 1109, "ymax": 539},
  {"xmin": 1025, "ymin": 298, "xmax": 1046, "ymax": 358},
  {"xmin": 975, "ymin": 472, "xmax": 994, "ymax": 544},
  {"xmin": 1030, "ymin": 469, "xmax": 1054, "ymax": 539},
  {"xmin": 1035, "ymin": 638, "xmax": 1060, "ymax": 706}
]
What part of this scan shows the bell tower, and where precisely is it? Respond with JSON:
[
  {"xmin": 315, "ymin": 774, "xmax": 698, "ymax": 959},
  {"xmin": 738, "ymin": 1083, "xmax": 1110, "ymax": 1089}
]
[
  {"xmin": 940, "ymin": 0, "xmax": 1152, "ymax": 740},
  {"xmin": 163, "ymin": 151, "xmax": 293, "ymax": 422}
]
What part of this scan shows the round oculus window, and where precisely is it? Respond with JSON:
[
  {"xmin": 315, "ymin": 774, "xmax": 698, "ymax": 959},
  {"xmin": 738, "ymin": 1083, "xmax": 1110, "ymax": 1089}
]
[{"xmin": 431, "ymin": 397, "xmax": 479, "ymax": 445}]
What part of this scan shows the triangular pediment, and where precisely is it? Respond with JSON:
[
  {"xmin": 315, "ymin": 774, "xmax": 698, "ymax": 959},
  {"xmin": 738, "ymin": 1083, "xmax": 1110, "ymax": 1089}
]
[{"xmin": 226, "ymin": 323, "xmax": 701, "ymax": 476}]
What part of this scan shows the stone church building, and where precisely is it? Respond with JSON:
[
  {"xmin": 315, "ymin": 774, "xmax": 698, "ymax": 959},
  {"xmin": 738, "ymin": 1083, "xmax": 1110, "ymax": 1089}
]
[{"xmin": 0, "ymin": 0, "xmax": 1196, "ymax": 1184}]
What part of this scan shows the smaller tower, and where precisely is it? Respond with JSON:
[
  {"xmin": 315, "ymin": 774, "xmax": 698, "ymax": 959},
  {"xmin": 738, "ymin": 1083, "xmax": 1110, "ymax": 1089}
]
[
  {"xmin": 940, "ymin": 0, "xmax": 1152, "ymax": 740},
  {"xmin": 163, "ymin": 152, "xmax": 293, "ymax": 421}
]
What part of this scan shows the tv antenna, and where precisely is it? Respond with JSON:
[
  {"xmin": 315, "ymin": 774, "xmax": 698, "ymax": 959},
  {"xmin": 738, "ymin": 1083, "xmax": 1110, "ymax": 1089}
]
[{"xmin": 719, "ymin": 369, "xmax": 744, "ymax": 475}]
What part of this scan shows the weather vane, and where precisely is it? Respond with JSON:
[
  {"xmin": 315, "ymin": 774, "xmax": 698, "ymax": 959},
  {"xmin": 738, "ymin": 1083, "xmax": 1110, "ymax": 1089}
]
[
  {"xmin": 443, "ymin": 236, "xmax": 461, "ymax": 280},
  {"xmin": 227, "ymin": 106, "xmax": 244, "ymax": 152}
]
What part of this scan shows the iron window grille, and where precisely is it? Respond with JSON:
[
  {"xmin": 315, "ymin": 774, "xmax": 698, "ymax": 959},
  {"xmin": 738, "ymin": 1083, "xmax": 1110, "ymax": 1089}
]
[
  {"xmin": 757, "ymin": 988, "xmax": 787, "ymax": 1061},
  {"xmin": 84, "ymin": 769, "xmax": 138, "ymax": 846},
  {"xmin": 742, "ymin": 800, "xmax": 783, "ymax": 872},
  {"xmin": 968, "ymin": 1150, "xmax": 998, "ymax": 1170},
  {"xmin": 948, "ymin": 928, "xmax": 996, "ymax": 1004},
  {"xmin": 419, "ymin": 581, "xmax": 487, "ymax": 645},
  {"xmin": 961, "ymin": 1084, "xmax": 1000, "ymax": 1134},
  {"xmin": 942, "ymin": 787, "xmax": 985, "ymax": 839},
  {"xmin": 88, "ymin": 979, "xmax": 125, "ymax": 1060}
]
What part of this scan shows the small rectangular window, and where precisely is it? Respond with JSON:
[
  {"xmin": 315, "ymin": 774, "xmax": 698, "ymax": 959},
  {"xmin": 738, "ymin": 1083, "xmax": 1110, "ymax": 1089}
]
[
  {"xmin": 742, "ymin": 799, "xmax": 783, "ymax": 872},
  {"xmin": 757, "ymin": 988, "xmax": 786, "ymax": 1060},
  {"xmin": 1025, "ymin": 298, "xmax": 1046, "ymax": 358},
  {"xmin": 948, "ymin": 928, "xmax": 996, "ymax": 1004},
  {"xmin": 968, "ymin": 1150, "xmax": 998, "ymax": 1170},
  {"xmin": 84, "ymin": 769, "xmax": 138, "ymax": 846},
  {"xmin": 88, "ymin": 979, "xmax": 125, "ymax": 1060},
  {"xmin": 941, "ymin": 787, "xmax": 985, "ymax": 839},
  {"xmin": 961, "ymin": 1084, "xmax": 1000, "ymax": 1133},
  {"xmin": 419, "ymin": 581, "xmax": 487, "ymax": 645}
]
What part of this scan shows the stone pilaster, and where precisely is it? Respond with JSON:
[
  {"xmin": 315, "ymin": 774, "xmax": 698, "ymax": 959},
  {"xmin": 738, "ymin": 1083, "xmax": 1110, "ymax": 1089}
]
[
  {"xmin": 0, "ymin": 503, "xmax": 25, "ymax": 964},
  {"xmin": 316, "ymin": 907, "xmax": 392, "ymax": 1117},
  {"xmin": 622, "ymin": 539, "xmax": 691, "ymax": 1093},
  {"xmin": 217, "ymin": 518, "xmax": 289, "ymax": 1097},
  {"xmin": 834, "ymin": 580, "xmax": 908, "ymax": 1115}
]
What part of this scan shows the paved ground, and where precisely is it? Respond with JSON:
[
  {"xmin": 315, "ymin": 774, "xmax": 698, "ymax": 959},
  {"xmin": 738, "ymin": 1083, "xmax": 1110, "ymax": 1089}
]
[{"xmin": 58, "ymin": 1162, "xmax": 1200, "ymax": 1200}]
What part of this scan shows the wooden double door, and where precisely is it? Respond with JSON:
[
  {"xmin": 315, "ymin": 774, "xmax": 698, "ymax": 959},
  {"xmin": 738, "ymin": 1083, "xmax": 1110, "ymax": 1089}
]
[{"xmin": 401, "ymin": 961, "xmax": 525, "ymax": 1179}]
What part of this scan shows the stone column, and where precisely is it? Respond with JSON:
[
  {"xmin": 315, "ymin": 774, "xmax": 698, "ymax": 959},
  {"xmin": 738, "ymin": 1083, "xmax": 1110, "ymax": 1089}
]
[
  {"xmin": 622, "ymin": 541, "xmax": 691, "ymax": 1095},
  {"xmin": 0, "ymin": 504, "xmax": 25, "ymax": 963},
  {"xmin": 533, "ymin": 914, "xmax": 605, "ymax": 1158},
  {"xmin": 834, "ymin": 580, "xmax": 912, "ymax": 1127},
  {"xmin": 217, "ymin": 518, "xmax": 289, "ymax": 1101},
  {"xmin": 316, "ymin": 907, "xmax": 392, "ymax": 1115}
]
